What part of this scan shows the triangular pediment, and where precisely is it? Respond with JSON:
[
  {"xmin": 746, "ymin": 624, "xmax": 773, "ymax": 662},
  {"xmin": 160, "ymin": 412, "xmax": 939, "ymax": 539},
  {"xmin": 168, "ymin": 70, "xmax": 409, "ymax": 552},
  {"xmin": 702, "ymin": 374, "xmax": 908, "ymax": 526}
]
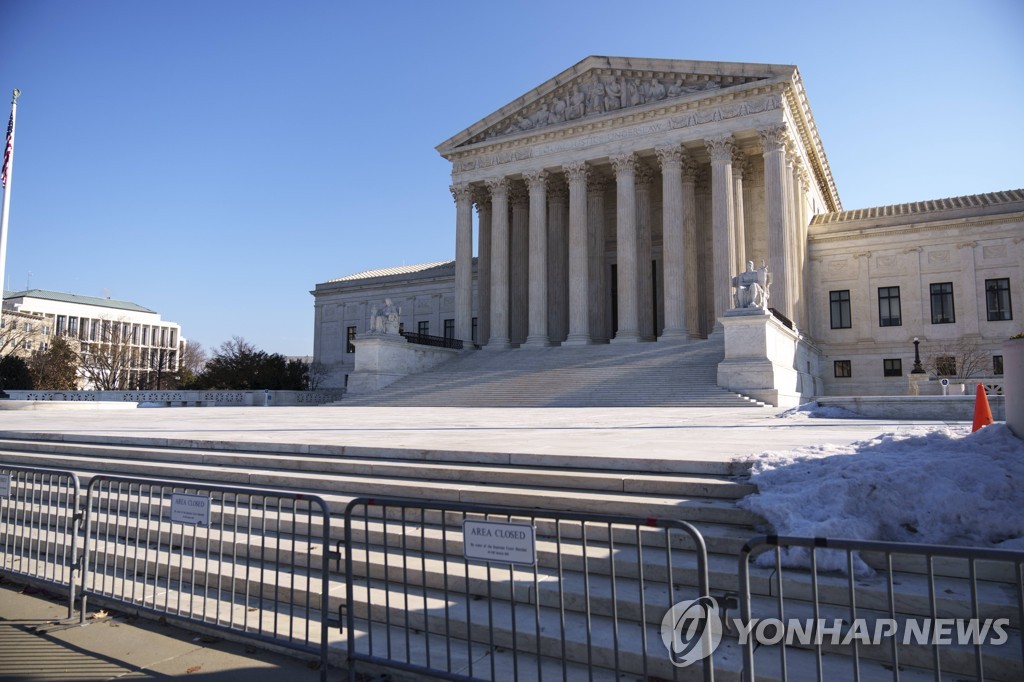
[{"xmin": 437, "ymin": 56, "xmax": 795, "ymax": 154}]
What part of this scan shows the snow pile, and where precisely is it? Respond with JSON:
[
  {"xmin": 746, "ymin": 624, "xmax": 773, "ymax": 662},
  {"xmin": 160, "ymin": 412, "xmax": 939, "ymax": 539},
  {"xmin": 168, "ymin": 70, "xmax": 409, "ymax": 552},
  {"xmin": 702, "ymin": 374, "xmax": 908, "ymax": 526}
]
[
  {"xmin": 737, "ymin": 424, "xmax": 1024, "ymax": 574},
  {"xmin": 776, "ymin": 401, "xmax": 864, "ymax": 420}
]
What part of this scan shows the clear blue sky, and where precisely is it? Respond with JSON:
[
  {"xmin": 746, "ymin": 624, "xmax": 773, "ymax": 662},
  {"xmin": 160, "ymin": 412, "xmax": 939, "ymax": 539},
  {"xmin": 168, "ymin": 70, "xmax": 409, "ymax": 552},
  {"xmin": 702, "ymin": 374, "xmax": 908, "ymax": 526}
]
[{"xmin": 3, "ymin": 0, "xmax": 1022, "ymax": 356}]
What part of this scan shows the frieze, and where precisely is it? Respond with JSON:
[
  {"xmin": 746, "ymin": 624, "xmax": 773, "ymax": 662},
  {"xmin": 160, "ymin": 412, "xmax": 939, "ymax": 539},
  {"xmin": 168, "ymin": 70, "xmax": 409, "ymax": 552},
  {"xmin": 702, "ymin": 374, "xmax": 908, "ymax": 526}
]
[
  {"xmin": 928, "ymin": 250, "xmax": 951, "ymax": 265},
  {"xmin": 453, "ymin": 94, "xmax": 781, "ymax": 173},
  {"xmin": 875, "ymin": 255, "xmax": 898, "ymax": 269},
  {"xmin": 467, "ymin": 71, "xmax": 754, "ymax": 145}
]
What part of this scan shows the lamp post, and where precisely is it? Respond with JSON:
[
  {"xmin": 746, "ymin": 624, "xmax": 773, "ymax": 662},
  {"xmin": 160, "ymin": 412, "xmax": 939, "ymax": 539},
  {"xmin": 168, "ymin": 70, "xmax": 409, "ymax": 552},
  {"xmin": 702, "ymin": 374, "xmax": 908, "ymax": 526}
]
[{"xmin": 911, "ymin": 336, "xmax": 926, "ymax": 374}]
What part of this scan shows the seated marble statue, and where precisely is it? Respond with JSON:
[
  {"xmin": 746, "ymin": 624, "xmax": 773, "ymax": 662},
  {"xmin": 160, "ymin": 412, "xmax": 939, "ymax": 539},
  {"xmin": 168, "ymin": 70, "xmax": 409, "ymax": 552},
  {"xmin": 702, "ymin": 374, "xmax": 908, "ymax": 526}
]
[
  {"xmin": 370, "ymin": 298, "xmax": 402, "ymax": 335},
  {"xmin": 732, "ymin": 260, "xmax": 771, "ymax": 309}
]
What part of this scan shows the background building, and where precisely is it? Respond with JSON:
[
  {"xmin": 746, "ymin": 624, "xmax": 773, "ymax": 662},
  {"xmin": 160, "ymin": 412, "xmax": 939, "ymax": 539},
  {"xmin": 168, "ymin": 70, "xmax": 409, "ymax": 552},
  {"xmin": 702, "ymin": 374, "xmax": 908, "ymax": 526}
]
[{"xmin": 2, "ymin": 289, "xmax": 183, "ymax": 389}]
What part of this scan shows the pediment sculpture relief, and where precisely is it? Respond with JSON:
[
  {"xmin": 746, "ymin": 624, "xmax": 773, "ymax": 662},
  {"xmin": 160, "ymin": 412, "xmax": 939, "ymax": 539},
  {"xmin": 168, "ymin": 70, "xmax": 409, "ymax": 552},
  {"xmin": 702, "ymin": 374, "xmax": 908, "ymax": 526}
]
[{"xmin": 469, "ymin": 73, "xmax": 756, "ymax": 145}]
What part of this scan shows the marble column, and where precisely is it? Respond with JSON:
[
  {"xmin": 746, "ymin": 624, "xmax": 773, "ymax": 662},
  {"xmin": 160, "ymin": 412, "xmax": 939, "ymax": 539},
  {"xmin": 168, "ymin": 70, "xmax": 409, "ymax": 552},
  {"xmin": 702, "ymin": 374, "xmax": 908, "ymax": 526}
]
[
  {"xmin": 564, "ymin": 161, "xmax": 592, "ymax": 345},
  {"xmin": 611, "ymin": 153, "xmax": 641, "ymax": 342},
  {"xmin": 474, "ymin": 189, "xmax": 492, "ymax": 346},
  {"xmin": 759, "ymin": 125, "xmax": 790, "ymax": 319},
  {"xmin": 958, "ymin": 241, "xmax": 981, "ymax": 336},
  {"xmin": 587, "ymin": 175, "xmax": 609, "ymax": 342},
  {"xmin": 485, "ymin": 178, "xmax": 511, "ymax": 349},
  {"xmin": 706, "ymin": 135, "xmax": 736, "ymax": 329},
  {"xmin": 547, "ymin": 178, "xmax": 569, "ymax": 344},
  {"xmin": 795, "ymin": 166, "xmax": 810, "ymax": 330},
  {"xmin": 524, "ymin": 170, "xmax": 550, "ymax": 347},
  {"xmin": 509, "ymin": 182, "xmax": 529, "ymax": 345},
  {"xmin": 785, "ymin": 146, "xmax": 800, "ymax": 327},
  {"xmin": 635, "ymin": 163, "xmax": 655, "ymax": 340},
  {"xmin": 732, "ymin": 149, "xmax": 747, "ymax": 275},
  {"xmin": 451, "ymin": 182, "xmax": 474, "ymax": 344},
  {"xmin": 656, "ymin": 145, "xmax": 688, "ymax": 340},
  {"xmin": 681, "ymin": 157, "xmax": 701, "ymax": 339}
]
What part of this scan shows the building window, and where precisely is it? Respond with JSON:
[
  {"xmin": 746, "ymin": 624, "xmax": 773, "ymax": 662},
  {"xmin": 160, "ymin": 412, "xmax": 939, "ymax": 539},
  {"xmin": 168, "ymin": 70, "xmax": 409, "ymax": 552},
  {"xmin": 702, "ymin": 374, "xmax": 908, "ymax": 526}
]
[
  {"xmin": 829, "ymin": 290, "xmax": 851, "ymax": 329},
  {"xmin": 418, "ymin": 320, "xmax": 430, "ymax": 336},
  {"xmin": 883, "ymin": 359, "xmax": 903, "ymax": 377},
  {"xmin": 23, "ymin": 322, "xmax": 31, "ymax": 333},
  {"xmin": 56, "ymin": 315, "xmax": 67, "ymax": 335},
  {"xmin": 24, "ymin": 340, "xmax": 32, "ymax": 351},
  {"xmin": 935, "ymin": 355, "xmax": 956, "ymax": 377},
  {"xmin": 930, "ymin": 282, "xmax": 955, "ymax": 324},
  {"xmin": 985, "ymin": 278, "xmax": 1012, "ymax": 321},
  {"xmin": 346, "ymin": 326, "xmax": 356, "ymax": 353},
  {"xmin": 443, "ymin": 318, "xmax": 454, "ymax": 340},
  {"xmin": 69, "ymin": 317, "xmax": 79, "ymax": 336},
  {"xmin": 834, "ymin": 360, "xmax": 852, "ymax": 378},
  {"xmin": 993, "ymin": 355, "xmax": 1003, "ymax": 376},
  {"xmin": 471, "ymin": 317, "xmax": 478, "ymax": 344},
  {"xmin": 878, "ymin": 286, "xmax": 901, "ymax": 327},
  {"xmin": 42, "ymin": 325, "xmax": 50, "ymax": 336}
]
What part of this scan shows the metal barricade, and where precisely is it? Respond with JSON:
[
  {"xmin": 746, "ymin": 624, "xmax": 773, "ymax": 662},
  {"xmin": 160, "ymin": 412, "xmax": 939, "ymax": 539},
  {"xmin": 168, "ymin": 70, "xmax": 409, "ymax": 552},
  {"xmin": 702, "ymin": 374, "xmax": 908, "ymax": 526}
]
[
  {"xmin": 0, "ymin": 463, "xmax": 81, "ymax": 618},
  {"xmin": 80, "ymin": 475, "xmax": 332, "ymax": 680},
  {"xmin": 738, "ymin": 535, "xmax": 1024, "ymax": 681},
  {"xmin": 342, "ymin": 496, "xmax": 713, "ymax": 682}
]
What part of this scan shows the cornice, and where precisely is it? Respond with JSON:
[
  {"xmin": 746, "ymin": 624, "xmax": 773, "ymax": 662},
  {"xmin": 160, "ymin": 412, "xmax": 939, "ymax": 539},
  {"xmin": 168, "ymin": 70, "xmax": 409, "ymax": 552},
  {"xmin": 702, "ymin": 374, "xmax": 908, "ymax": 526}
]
[
  {"xmin": 780, "ymin": 69, "xmax": 842, "ymax": 213},
  {"xmin": 808, "ymin": 213, "xmax": 1024, "ymax": 245}
]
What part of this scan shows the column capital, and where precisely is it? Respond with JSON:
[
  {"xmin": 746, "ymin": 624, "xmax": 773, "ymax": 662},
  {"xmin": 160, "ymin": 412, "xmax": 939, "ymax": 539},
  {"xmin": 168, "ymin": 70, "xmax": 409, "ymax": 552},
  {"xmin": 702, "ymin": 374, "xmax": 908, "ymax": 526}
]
[
  {"xmin": 548, "ymin": 178, "xmax": 569, "ymax": 202},
  {"xmin": 563, "ymin": 160, "xmax": 589, "ymax": 183},
  {"xmin": 758, "ymin": 124, "xmax": 790, "ymax": 154},
  {"xmin": 587, "ymin": 174, "xmax": 608, "ymax": 195},
  {"xmin": 705, "ymin": 135, "xmax": 736, "ymax": 163},
  {"xmin": 654, "ymin": 144, "xmax": 684, "ymax": 169},
  {"xmin": 610, "ymin": 152, "xmax": 638, "ymax": 175},
  {"xmin": 508, "ymin": 181, "xmax": 528, "ymax": 206},
  {"xmin": 485, "ymin": 177, "xmax": 509, "ymax": 198},
  {"xmin": 473, "ymin": 187, "xmax": 491, "ymax": 209},
  {"xmin": 450, "ymin": 182, "xmax": 474, "ymax": 203},
  {"xmin": 681, "ymin": 155, "xmax": 698, "ymax": 183},
  {"xmin": 731, "ymin": 149, "xmax": 747, "ymax": 179},
  {"xmin": 635, "ymin": 163, "xmax": 654, "ymax": 188},
  {"xmin": 523, "ymin": 169, "xmax": 549, "ymax": 192}
]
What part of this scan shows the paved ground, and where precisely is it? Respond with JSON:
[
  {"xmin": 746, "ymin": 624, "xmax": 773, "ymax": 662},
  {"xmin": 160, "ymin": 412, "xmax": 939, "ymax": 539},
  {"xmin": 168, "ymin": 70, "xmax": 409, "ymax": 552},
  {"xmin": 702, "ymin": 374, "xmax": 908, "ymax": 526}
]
[
  {"xmin": 0, "ymin": 404, "xmax": 970, "ymax": 680},
  {"xmin": 0, "ymin": 580, "xmax": 322, "ymax": 681},
  {"xmin": 0, "ymin": 404, "xmax": 964, "ymax": 465}
]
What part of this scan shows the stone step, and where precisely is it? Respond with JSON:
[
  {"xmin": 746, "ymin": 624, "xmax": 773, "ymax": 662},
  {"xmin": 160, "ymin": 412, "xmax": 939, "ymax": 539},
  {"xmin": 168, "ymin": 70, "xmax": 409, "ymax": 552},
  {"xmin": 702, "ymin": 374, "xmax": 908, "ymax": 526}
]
[
  {"xmin": 0, "ymin": 441, "xmax": 753, "ymax": 498},
  {"xmin": 0, "ymin": 451, "xmax": 761, "ymax": 527}
]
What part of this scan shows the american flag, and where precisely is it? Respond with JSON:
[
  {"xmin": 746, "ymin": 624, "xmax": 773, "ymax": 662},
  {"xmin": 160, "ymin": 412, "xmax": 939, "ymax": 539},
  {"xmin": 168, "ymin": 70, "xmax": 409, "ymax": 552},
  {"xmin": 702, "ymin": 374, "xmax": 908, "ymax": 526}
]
[{"xmin": 1, "ymin": 110, "xmax": 12, "ymax": 189}]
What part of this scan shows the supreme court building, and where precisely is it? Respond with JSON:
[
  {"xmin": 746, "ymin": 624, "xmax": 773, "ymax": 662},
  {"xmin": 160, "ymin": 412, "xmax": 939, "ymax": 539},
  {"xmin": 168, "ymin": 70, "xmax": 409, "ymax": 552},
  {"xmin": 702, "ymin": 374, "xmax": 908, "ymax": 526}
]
[{"xmin": 312, "ymin": 57, "xmax": 1022, "ymax": 401}]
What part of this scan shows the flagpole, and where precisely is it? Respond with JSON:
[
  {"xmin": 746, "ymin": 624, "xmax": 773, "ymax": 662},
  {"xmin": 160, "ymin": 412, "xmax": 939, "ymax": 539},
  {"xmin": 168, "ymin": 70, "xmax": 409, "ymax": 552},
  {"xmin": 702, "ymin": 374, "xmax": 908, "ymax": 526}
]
[{"xmin": 0, "ymin": 88, "xmax": 21, "ymax": 302}]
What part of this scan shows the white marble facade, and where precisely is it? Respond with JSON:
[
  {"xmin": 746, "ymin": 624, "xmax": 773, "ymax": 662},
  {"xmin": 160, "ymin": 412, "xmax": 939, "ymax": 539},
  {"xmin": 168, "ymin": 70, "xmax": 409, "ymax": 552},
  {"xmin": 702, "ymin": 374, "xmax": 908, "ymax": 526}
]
[{"xmin": 312, "ymin": 57, "xmax": 1023, "ymax": 396}]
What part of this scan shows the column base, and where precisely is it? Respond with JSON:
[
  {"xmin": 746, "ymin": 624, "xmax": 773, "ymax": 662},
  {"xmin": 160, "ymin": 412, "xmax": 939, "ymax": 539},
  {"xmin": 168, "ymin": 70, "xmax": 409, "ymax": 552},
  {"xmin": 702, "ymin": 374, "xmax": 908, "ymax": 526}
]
[
  {"xmin": 657, "ymin": 330, "xmax": 691, "ymax": 343},
  {"xmin": 485, "ymin": 338, "xmax": 512, "ymax": 351},
  {"xmin": 523, "ymin": 336, "xmax": 552, "ymax": 348},
  {"xmin": 611, "ymin": 332, "xmax": 643, "ymax": 343},
  {"xmin": 562, "ymin": 334, "xmax": 594, "ymax": 346}
]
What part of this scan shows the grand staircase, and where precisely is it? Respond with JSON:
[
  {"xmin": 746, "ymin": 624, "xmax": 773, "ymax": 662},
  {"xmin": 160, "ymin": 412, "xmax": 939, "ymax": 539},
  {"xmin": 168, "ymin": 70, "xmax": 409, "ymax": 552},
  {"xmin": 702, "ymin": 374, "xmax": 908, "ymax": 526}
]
[
  {"xmin": 339, "ymin": 338, "xmax": 766, "ymax": 407},
  {"xmin": 1, "ymin": 434, "xmax": 1018, "ymax": 680}
]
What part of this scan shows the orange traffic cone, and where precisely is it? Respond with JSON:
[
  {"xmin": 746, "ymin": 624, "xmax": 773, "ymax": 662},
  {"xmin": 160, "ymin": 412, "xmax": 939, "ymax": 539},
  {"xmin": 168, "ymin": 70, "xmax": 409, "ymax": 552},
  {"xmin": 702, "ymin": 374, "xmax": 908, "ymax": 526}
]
[{"xmin": 972, "ymin": 383, "xmax": 994, "ymax": 432}]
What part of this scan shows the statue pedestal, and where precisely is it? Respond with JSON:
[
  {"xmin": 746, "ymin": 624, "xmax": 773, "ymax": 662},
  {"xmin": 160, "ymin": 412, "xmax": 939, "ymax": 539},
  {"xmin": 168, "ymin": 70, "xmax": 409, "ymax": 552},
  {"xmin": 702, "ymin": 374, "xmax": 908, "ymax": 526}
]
[
  {"xmin": 716, "ymin": 308, "xmax": 813, "ymax": 408},
  {"xmin": 346, "ymin": 334, "xmax": 460, "ymax": 396}
]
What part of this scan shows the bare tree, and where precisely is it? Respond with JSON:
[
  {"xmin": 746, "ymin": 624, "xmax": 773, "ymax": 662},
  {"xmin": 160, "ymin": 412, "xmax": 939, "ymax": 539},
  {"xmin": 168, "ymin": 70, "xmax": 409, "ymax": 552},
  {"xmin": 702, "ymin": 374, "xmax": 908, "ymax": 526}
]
[
  {"xmin": 78, "ymin": 318, "xmax": 136, "ymax": 390},
  {"xmin": 307, "ymin": 360, "xmax": 328, "ymax": 390},
  {"xmin": 925, "ymin": 337, "xmax": 992, "ymax": 381}
]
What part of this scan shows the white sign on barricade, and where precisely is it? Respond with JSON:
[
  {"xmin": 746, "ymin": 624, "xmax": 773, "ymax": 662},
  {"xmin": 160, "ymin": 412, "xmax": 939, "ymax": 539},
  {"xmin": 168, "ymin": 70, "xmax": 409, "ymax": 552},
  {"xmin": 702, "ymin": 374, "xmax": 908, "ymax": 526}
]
[
  {"xmin": 0, "ymin": 474, "xmax": 10, "ymax": 499},
  {"xmin": 170, "ymin": 493, "xmax": 211, "ymax": 527},
  {"xmin": 463, "ymin": 519, "xmax": 536, "ymax": 566}
]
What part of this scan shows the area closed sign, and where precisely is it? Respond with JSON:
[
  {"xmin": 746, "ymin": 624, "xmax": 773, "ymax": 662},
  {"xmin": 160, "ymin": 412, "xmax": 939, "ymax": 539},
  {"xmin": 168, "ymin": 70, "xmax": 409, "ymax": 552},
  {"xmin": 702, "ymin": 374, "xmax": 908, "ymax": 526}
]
[
  {"xmin": 463, "ymin": 519, "xmax": 536, "ymax": 566},
  {"xmin": 170, "ymin": 493, "xmax": 211, "ymax": 527}
]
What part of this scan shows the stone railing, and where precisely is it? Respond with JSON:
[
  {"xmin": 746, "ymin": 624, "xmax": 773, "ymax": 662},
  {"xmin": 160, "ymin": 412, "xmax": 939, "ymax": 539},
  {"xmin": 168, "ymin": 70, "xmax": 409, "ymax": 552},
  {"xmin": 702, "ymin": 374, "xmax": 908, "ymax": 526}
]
[{"xmin": 1, "ymin": 390, "xmax": 345, "ymax": 406}]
